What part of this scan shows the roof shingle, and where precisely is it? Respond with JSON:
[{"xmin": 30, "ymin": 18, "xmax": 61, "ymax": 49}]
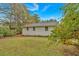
[{"xmin": 24, "ymin": 21, "xmax": 58, "ymax": 27}]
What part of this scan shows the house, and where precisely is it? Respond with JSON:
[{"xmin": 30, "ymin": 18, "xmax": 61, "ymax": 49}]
[{"xmin": 22, "ymin": 21, "xmax": 58, "ymax": 36}]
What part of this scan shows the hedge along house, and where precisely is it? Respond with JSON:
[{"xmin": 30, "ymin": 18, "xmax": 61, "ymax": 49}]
[{"xmin": 22, "ymin": 21, "xmax": 58, "ymax": 36}]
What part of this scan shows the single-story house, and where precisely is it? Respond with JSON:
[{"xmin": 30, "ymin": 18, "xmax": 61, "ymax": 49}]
[{"xmin": 22, "ymin": 21, "xmax": 58, "ymax": 36}]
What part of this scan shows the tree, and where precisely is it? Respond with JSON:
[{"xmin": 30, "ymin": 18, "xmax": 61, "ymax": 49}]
[
  {"xmin": 10, "ymin": 3, "xmax": 31, "ymax": 33},
  {"xmin": 32, "ymin": 14, "xmax": 40, "ymax": 23},
  {"xmin": 49, "ymin": 4, "xmax": 79, "ymax": 45}
]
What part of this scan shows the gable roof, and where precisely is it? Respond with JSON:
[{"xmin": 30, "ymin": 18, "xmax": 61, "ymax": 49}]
[{"xmin": 24, "ymin": 21, "xmax": 58, "ymax": 27}]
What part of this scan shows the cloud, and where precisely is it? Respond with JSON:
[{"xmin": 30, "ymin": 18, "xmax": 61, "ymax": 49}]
[
  {"xmin": 42, "ymin": 5, "xmax": 51, "ymax": 12},
  {"xmin": 40, "ymin": 16, "xmax": 56, "ymax": 20},
  {"xmin": 27, "ymin": 3, "xmax": 39, "ymax": 11},
  {"xmin": 48, "ymin": 16, "xmax": 56, "ymax": 20}
]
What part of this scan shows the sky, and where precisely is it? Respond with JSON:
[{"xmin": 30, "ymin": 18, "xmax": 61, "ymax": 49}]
[{"xmin": 24, "ymin": 3, "xmax": 64, "ymax": 21}]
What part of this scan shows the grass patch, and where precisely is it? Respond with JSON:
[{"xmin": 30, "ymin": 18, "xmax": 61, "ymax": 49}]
[{"xmin": 0, "ymin": 36, "xmax": 64, "ymax": 56}]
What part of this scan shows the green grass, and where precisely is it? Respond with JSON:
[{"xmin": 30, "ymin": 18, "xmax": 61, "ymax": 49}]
[{"xmin": 0, "ymin": 36, "xmax": 64, "ymax": 56}]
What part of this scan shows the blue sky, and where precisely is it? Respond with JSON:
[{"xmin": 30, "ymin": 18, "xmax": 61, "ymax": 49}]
[{"xmin": 24, "ymin": 3, "xmax": 64, "ymax": 21}]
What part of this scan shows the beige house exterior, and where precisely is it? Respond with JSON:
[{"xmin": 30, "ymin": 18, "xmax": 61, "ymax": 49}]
[{"xmin": 22, "ymin": 21, "xmax": 58, "ymax": 36}]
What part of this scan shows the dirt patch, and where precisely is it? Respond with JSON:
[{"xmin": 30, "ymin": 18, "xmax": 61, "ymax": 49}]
[{"xmin": 62, "ymin": 44, "xmax": 79, "ymax": 56}]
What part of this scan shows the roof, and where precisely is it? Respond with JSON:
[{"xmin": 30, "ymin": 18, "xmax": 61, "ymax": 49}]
[{"xmin": 24, "ymin": 21, "xmax": 58, "ymax": 27}]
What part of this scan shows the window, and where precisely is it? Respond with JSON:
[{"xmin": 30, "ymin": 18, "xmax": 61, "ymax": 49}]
[
  {"xmin": 26, "ymin": 27, "xmax": 29, "ymax": 31},
  {"xmin": 33, "ymin": 27, "xmax": 35, "ymax": 31},
  {"xmin": 45, "ymin": 27, "xmax": 48, "ymax": 31}
]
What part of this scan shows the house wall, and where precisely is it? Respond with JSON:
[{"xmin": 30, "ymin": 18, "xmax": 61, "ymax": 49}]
[{"xmin": 22, "ymin": 26, "xmax": 54, "ymax": 36}]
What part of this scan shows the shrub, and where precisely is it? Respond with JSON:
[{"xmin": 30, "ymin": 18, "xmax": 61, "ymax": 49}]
[{"xmin": 0, "ymin": 26, "xmax": 16, "ymax": 37}]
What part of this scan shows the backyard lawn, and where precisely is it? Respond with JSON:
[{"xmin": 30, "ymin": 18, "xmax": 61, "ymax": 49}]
[{"xmin": 0, "ymin": 36, "xmax": 64, "ymax": 56}]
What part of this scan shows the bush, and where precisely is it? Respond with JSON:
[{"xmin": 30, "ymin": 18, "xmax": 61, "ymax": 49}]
[
  {"xmin": 49, "ymin": 25, "xmax": 79, "ymax": 45},
  {"xmin": 0, "ymin": 26, "xmax": 16, "ymax": 37},
  {"xmin": 64, "ymin": 39, "xmax": 79, "ymax": 45}
]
